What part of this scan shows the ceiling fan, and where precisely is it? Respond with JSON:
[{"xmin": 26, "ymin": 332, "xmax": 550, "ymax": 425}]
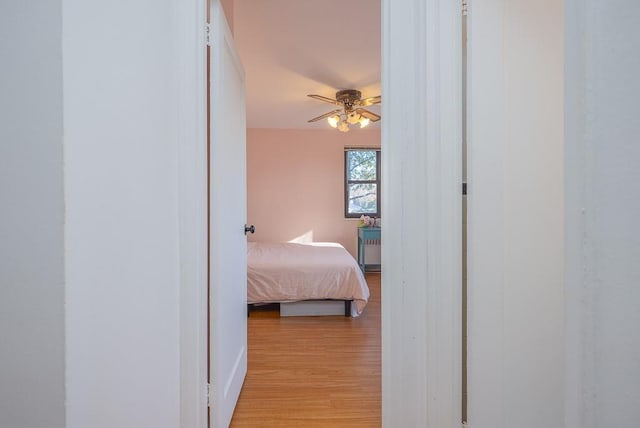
[{"xmin": 307, "ymin": 89, "xmax": 381, "ymax": 132}]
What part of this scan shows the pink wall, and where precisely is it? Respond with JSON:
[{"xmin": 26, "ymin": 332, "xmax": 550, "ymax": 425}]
[
  {"xmin": 247, "ymin": 128, "xmax": 381, "ymax": 257},
  {"xmin": 220, "ymin": 0, "xmax": 234, "ymax": 33}
]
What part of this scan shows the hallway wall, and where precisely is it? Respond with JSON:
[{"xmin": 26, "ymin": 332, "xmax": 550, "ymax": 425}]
[
  {"xmin": 467, "ymin": 0, "xmax": 564, "ymax": 426},
  {"xmin": 63, "ymin": 0, "xmax": 181, "ymax": 426},
  {"xmin": 0, "ymin": 2, "xmax": 66, "ymax": 427},
  {"xmin": 565, "ymin": 0, "xmax": 640, "ymax": 425}
]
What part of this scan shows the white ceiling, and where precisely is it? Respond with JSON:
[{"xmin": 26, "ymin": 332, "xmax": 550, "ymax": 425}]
[{"xmin": 233, "ymin": 0, "xmax": 381, "ymax": 129}]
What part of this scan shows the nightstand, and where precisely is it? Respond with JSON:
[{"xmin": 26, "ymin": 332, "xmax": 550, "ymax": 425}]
[{"xmin": 357, "ymin": 227, "xmax": 381, "ymax": 273}]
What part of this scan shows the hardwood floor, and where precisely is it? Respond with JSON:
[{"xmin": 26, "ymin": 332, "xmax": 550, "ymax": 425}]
[{"xmin": 231, "ymin": 272, "xmax": 381, "ymax": 427}]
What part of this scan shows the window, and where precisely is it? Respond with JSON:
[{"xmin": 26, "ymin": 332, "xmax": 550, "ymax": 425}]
[{"xmin": 344, "ymin": 149, "xmax": 380, "ymax": 218}]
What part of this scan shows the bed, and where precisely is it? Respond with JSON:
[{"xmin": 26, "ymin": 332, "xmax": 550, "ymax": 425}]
[{"xmin": 247, "ymin": 241, "xmax": 370, "ymax": 317}]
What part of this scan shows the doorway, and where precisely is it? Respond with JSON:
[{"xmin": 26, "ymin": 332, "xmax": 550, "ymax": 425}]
[
  {"xmin": 178, "ymin": 1, "xmax": 464, "ymax": 427},
  {"xmin": 230, "ymin": 0, "xmax": 383, "ymax": 425}
]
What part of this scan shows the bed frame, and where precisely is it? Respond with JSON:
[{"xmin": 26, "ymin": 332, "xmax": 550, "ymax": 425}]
[{"xmin": 248, "ymin": 299, "xmax": 352, "ymax": 317}]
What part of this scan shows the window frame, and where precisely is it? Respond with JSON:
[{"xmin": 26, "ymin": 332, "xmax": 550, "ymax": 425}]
[{"xmin": 344, "ymin": 148, "xmax": 381, "ymax": 218}]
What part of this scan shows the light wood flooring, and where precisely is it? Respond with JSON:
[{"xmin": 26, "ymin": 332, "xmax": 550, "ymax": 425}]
[{"xmin": 231, "ymin": 272, "xmax": 381, "ymax": 427}]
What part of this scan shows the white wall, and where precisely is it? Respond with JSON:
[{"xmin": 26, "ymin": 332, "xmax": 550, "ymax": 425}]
[
  {"xmin": 0, "ymin": 2, "xmax": 66, "ymax": 427},
  {"xmin": 63, "ymin": 1, "xmax": 181, "ymax": 426},
  {"xmin": 565, "ymin": 1, "xmax": 640, "ymax": 426},
  {"xmin": 467, "ymin": 0, "xmax": 564, "ymax": 426}
]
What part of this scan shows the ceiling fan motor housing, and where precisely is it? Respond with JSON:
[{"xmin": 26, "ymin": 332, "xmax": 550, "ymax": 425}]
[{"xmin": 336, "ymin": 89, "xmax": 362, "ymax": 110}]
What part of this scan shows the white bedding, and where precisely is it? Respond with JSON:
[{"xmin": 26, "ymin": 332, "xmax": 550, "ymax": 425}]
[{"xmin": 247, "ymin": 241, "xmax": 370, "ymax": 316}]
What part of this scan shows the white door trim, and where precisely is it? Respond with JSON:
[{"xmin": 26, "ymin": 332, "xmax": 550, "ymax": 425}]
[
  {"xmin": 177, "ymin": 0, "xmax": 208, "ymax": 427},
  {"xmin": 381, "ymin": 0, "xmax": 463, "ymax": 426}
]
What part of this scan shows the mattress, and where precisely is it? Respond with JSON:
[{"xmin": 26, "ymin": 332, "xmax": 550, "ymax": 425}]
[{"xmin": 247, "ymin": 241, "xmax": 370, "ymax": 316}]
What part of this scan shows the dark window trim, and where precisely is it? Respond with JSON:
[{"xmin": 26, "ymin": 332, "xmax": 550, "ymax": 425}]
[{"xmin": 344, "ymin": 148, "xmax": 381, "ymax": 218}]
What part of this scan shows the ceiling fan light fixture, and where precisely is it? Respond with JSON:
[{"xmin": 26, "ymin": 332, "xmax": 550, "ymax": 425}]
[
  {"xmin": 359, "ymin": 117, "xmax": 370, "ymax": 128},
  {"xmin": 347, "ymin": 112, "xmax": 360, "ymax": 125},
  {"xmin": 338, "ymin": 121, "xmax": 350, "ymax": 132},
  {"xmin": 327, "ymin": 115, "xmax": 340, "ymax": 128}
]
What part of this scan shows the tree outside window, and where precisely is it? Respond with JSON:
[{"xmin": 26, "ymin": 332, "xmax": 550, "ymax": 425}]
[{"xmin": 345, "ymin": 149, "xmax": 380, "ymax": 218}]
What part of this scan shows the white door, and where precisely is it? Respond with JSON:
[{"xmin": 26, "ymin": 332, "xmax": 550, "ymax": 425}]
[{"xmin": 209, "ymin": 1, "xmax": 248, "ymax": 426}]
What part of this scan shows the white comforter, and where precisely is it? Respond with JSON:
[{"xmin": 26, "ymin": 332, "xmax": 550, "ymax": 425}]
[{"xmin": 247, "ymin": 242, "xmax": 370, "ymax": 316}]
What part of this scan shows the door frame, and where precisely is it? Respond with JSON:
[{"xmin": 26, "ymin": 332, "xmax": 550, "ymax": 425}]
[
  {"xmin": 381, "ymin": 0, "xmax": 462, "ymax": 426},
  {"xmin": 177, "ymin": 0, "xmax": 463, "ymax": 427},
  {"xmin": 177, "ymin": 0, "xmax": 208, "ymax": 427}
]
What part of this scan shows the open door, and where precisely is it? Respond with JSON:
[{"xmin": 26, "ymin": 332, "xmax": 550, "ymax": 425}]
[{"xmin": 208, "ymin": 1, "xmax": 247, "ymax": 426}]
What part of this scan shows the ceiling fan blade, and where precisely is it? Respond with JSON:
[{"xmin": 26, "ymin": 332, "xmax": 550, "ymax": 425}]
[
  {"xmin": 307, "ymin": 109, "xmax": 342, "ymax": 123},
  {"xmin": 359, "ymin": 95, "xmax": 381, "ymax": 107},
  {"xmin": 357, "ymin": 108, "xmax": 381, "ymax": 122},
  {"xmin": 307, "ymin": 94, "xmax": 339, "ymax": 105}
]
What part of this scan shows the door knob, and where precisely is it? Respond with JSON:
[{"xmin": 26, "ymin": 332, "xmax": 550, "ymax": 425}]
[{"xmin": 244, "ymin": 224, "xmax": 255, "ymax": 235}]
